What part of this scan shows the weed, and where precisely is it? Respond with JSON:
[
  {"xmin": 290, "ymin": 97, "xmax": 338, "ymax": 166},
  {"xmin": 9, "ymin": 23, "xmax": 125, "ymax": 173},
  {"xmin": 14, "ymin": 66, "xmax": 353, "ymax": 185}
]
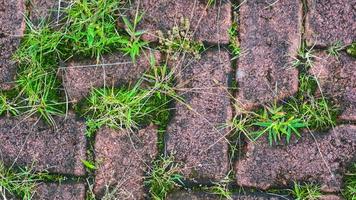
[
  {"xmin": 0, "ymin": 162, "xmax": 48, "ymax": 200},
  {"xmin": 343, "ymin": 163, "xmax": 356, "ymax": 200},
  {"xmin": 145, "ymin": 155, "xmax": 183, "ymax": 200},
  {"xmin": 0, "ymin": 93, "xmax": 19, "ymax": 116},
  {"xmin": 252, "ymin": 103, "xmax": 306, "ymax": 145},
  {"xmin": 207, "ymin": 0, "xmax": 216, "ymax": 6},
  {"xmin": 204, "ymin": 175, "xmax": 233, "ymax": 200},
  {"xmin": 327, "ymin": 41, "xmax": 344, "ymax": 58},
  {"xmin": 64, "ymin": 0, "xmax": 131, "ymax": 60},
  {"xmin": 347, "ymin": 43, "xmax": 356, "ymax": 58},
  {"xmin": 157, "ymin": 17, "xmax": 204, "ymax": 59},
  {"xmin": 228, "ymin": 22, "xmax": 240, "ymax": 59},
  {"xmin": 289, "ymin": 182, "xmax": 322, "ymax": 200},
  {"xmin": 292, "ymin": 42, "xmax": 315, "ymax": 70}
]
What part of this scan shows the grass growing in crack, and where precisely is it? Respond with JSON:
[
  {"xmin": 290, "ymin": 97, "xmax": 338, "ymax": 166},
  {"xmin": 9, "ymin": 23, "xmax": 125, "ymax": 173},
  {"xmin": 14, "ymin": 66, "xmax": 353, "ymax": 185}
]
[
  {"xmin": 203, "ymin": 174, "xmax": 233, "ymax": 200},
  {"xmin": 8, "ymin": 0, "xmax": 148, "ymax": 125},
  {"xmin": 292, "ymin": 42, "xmax": 315, "ymax": 69},
  {"xmin": 228, "ymin": 22, "xmax": 240, "ymax": 59},
  {"xmin": 347, "ymin": 43, "xmax": 356, "ymax": 58},
  {"xmin": 0, "ymin": 162, "xmax": 49, "ymax": 200},
  {"xmin": 145, "ymin": 155, "xmax": 183, "ymax": 200},
  {"xmin": 327, "ymin": 41, "xmax": 344, "ymax": 58},
  {"xmin": 157, "ymin": 17, "xmax": 204, "ymax": 59},
  {"xmin": 64, "ymin": 0, "xmax": 147, "ymax": 60},
  {"xmin": 289, "ymin": 182, "xmax": 322, "ymax": 200},
  {"xmin": 343, "ymin": 163, "xmax": 356, "ymax": 200},
  {"xmin": 252, "ymin": 103, "xmax": 306, "ymax": 145}
]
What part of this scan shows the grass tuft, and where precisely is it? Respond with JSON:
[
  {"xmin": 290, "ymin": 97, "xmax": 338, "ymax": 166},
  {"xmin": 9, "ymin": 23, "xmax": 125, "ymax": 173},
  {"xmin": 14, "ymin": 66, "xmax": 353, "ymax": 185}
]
[
  {"xmin": 346, "ymin": 43, "xmax": 356, "ymax": 58},
  {"xmin": 145, "ymin": 155, "xmax": 183, "ymax": 200},
  {"xmin": 228, "ymin": 21, "xmax": 240, "ymax": 59},
  {"xmin": 289, "ymin": 182, "xmax": 322, "ymax": 200},
  {"xmin": 343, "ymin": 163, "xmax": 356, "ymax": 200}
]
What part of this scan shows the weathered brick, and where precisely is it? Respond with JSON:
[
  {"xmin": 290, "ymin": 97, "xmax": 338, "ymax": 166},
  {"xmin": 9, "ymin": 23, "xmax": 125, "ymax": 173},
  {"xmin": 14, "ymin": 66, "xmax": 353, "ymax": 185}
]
[
  {"xmin": 309, "ymin": 51, "xmax": 356, "ymax": 121},
  {"xmin": 129, "ymin": 0, "xmax": 231, "ymax": 44},
  {"xmin": 33, "ymin": 183, "xmax": 86, "ymax": 200},
  {"xmin": 61, "ymin": 51, "xmax": 160, "ymax": 102},
  {"xmin": 235, "ymin": 125, "xmax": 356, "ymax": 192},
  {"xmin": 0, "ymin": 0, "xmax": 26, "ymax": 90},
  {"xmin": 166, "ymin": 190, "xmax": 290, "ymax": 200},
  {"xmin": 0, "ymin": 112, "xmax": 87, "ymax": 176},
  {"xmin": 94, "ymin": 125, "xmax": 158, "ymax": 199},
  {"xmin": 166, "ymin": 49, "xmax": 232, "ymax": 182},
  {"xmin": 305, "ymin": 0, "xmax": 356, "ymax": 47},
  {"xmin": 28, "ymin": 0, "xmax": 68, "ymax": 24},
  {"xmin": 236, "ymin": 0, "xmax": 301, "ymax": 110}
]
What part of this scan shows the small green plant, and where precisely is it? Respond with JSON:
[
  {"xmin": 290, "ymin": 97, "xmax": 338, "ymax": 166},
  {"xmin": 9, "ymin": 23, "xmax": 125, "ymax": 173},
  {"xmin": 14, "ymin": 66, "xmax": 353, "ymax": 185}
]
[
  {"xmin": 343, "ymin": 163, "xmax": 356, "ymax": 200},
  {"xmin": 0, "ymin": 93, "xmax": 19, "ymax": 116},
  {"xmin": 327, "ymin": 41, "xmax": 344, "ymax": 58},
  {"xmin": 0, "ymin": 162, "xmax": 48, "ymax": 200},
  {"xmin": 290, "ymin": 182, "xmax": 322, "ymax": 200},
  {"xmin": 252, "ymin": 104, "xmax": 306, "ymax": 145},
  {"xmin": 347, "ymin": 43, "xmax": 356, "ymax": 58},
  {"xmin": 205, "ymin": 175, "xmax": 233, "ymax": 200},
  {"xmin": 292, "ymin": 43, "xmax": 315, "ymax": 69},
  {"xmin": 145, "ymin": 155, "xmax": 183, "ymax": 200},
  {"xmin": 157, "ymin": 17, "xmax": 204, "ymax": 59},
  {"xmin": 207, "ymin": 0, "xmax": 216, "ymax": 6},
  {"xmin": 228, "ymin": 22, "xmax": 240, "ymax": 59}
]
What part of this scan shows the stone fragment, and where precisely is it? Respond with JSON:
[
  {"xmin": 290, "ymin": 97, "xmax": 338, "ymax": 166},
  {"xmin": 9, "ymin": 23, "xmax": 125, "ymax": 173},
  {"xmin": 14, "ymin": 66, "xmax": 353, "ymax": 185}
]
[
  {"xmin": 94, "ymin": 125, "xmax": 158, "ymax": 199},
  {"xmin": 166, "ymin": 49, "xmax": 232, "ymax": 182},
  {"xmin": 33, "ymin": 183, "xmax": 86, "ymax": 200},
  {"xmin": 236, "ymin": 0, "xmax": 301, "ymax": 110},
  {"xmin": 0, "ymin": 112, "xmax": 87, "ymax": 176},
  {"xmin": 305, "ymin": 0, "xmax": 356, "ymax": 47},
  {"xmin": 309, "ymin": 51, "xmax": 356, "ymax": 121},
  {"xmin": 129, "ymin": 0, "xmax": 231, "ymax": 44},
  {"xmin": 0, "ymin": 37, "xmax": 21, "ymax": 90},
  {"xmin": 235, "ymin": 125, "xmax": 356, "ymax": 192},
  {"xmin": 28, "ymin": 0, "xmax": 68, "ymax": 23},
  {"xmin": 319, "ymin": 194, "xmax": 343, "ymax": 200},
  {"xmin": 62, "ymin": 51, "xmax": 160, "ymax": 102}
]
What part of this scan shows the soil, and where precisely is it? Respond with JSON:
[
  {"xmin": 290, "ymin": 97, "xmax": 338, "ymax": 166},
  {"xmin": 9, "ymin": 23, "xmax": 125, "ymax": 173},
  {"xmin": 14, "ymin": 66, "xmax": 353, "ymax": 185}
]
[{"xmin": 0, "ymin": 0, "xmax": 355, "ymax": 199}]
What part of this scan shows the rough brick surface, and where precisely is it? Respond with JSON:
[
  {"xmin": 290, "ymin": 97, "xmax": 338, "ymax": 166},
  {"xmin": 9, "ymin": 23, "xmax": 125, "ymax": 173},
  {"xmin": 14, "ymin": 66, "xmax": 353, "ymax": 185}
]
[
  {"xmin": 236, "ymin": 0, "xmax": 301, "ymax": 110},
  {"xmin": 166, "ymin": 191, "xmax": 290, "ymax": 200},
  {"xmin": 306, "ymin": 0, "xmax": 356, "ymax": 47},
  {"xmin": 28, "ymin": 0, "xmax": 69, "ymax": 23},
  {"xmin": 94, "ymin": 125, "xmax": 158, "ymax": 199},
  {"xmin": 166, "ymin": 49, "xmax": 232, "ymax": 182},
  {"xmin": 130, "ymin": 0, "xmax": 231, "ymax": 44},
  {"xmin": 309, "ymin": 51, "xmax": 356, "ymax": 121},
  {"xmin": 33, "ymin": 183, "xmax": 86, "ymax": 200},
  {"xmin": 0, "ymin": 112, "xmax": 87, "ymax": 176},
  {"xmin": 0, "ymin": 0, "xmax": 26, "ymax": 37},
  {"xmin": 235, "ymin": 125, "xmax": 356, "ymax": 192},
  {"xmin": 0, "ymin": 0, "xmax": 26, "ymax": 90},
  {"xmin": 62, "ymin": 51, "xmax": 160, "ymax": 102}
]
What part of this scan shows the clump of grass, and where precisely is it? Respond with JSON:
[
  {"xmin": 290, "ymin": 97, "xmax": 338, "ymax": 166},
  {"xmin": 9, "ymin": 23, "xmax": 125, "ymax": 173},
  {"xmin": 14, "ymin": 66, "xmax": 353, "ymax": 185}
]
[
  {"xmin": 343, "ymin": 163, "xmax": 356, "ymax": 200},
  {"xmin": 228, "ymin": 22, "xmax": 240, "ymax": 59},
  {"xmin": 204, "ymin": 175, "xmax": 233, "ymax": 200},
  {"xmin": 292, "ymin": 42, "xmax": 315, "ymax": 69},
  {"xmin": 347, "ymin": 43, "xmax": 356, "ymax": 58},
  {"xmin": 157, "ymin": 17, "xmax": 204, "ymax": 59},
  {"xmin": 145, "ymin": 155, "xmax": 183, "ymax": 200},
  {"xmin": 289, "ymin": 182, "xmax": 322, "ymax": 200},
  {"xmin": 0, "ymin": 162, "xmax": 48, "ymax": 200},
  {"xmin": 252, "ymin": 103, "xmax": 306, "ymax": 145},
  {"xmin": 327, "ymin": 41, "xmax": 344, "ymax": 58},
  {"xmin": 64, "ymin": 0, "xmax": 147, "ymax": 60}
]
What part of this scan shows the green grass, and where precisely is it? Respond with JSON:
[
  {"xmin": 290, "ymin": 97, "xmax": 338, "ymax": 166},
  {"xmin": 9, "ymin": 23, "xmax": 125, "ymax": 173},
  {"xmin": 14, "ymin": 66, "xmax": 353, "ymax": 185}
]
[
  {"xmin": 5, "ymin": 0, "xmax": 149, "ymax": 126},
  {"xmin": 0, "ymin": 162, "xmax": 50, "ymax": 200},
  {"xmin": 347, "ymin": 43, "xmax": 356, "ymax": 58},
  {"xmin": 327, "ymin": 41, "xmax": 344, "ymax": 58},
  {"xmin": 343, "ymin": 163, "xmax": 356, "ymax": 200},
  {"xmin": 145, "ymin": 155, "xmax": 183, "ymax": 200},
  {"xmin": 204, "ymin": 174, "xmax": 233, "ymax": 200},
  {"xmin": 289, "ymin": 182, "xmax": 322, "ymax": 200},
  {"xmin": 292, "ymin": 42, "xmax": 315, "ymax": 70},
  {"xmin": 228, "ymin": 22, "xmax": 240, "ymax": 59}
]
